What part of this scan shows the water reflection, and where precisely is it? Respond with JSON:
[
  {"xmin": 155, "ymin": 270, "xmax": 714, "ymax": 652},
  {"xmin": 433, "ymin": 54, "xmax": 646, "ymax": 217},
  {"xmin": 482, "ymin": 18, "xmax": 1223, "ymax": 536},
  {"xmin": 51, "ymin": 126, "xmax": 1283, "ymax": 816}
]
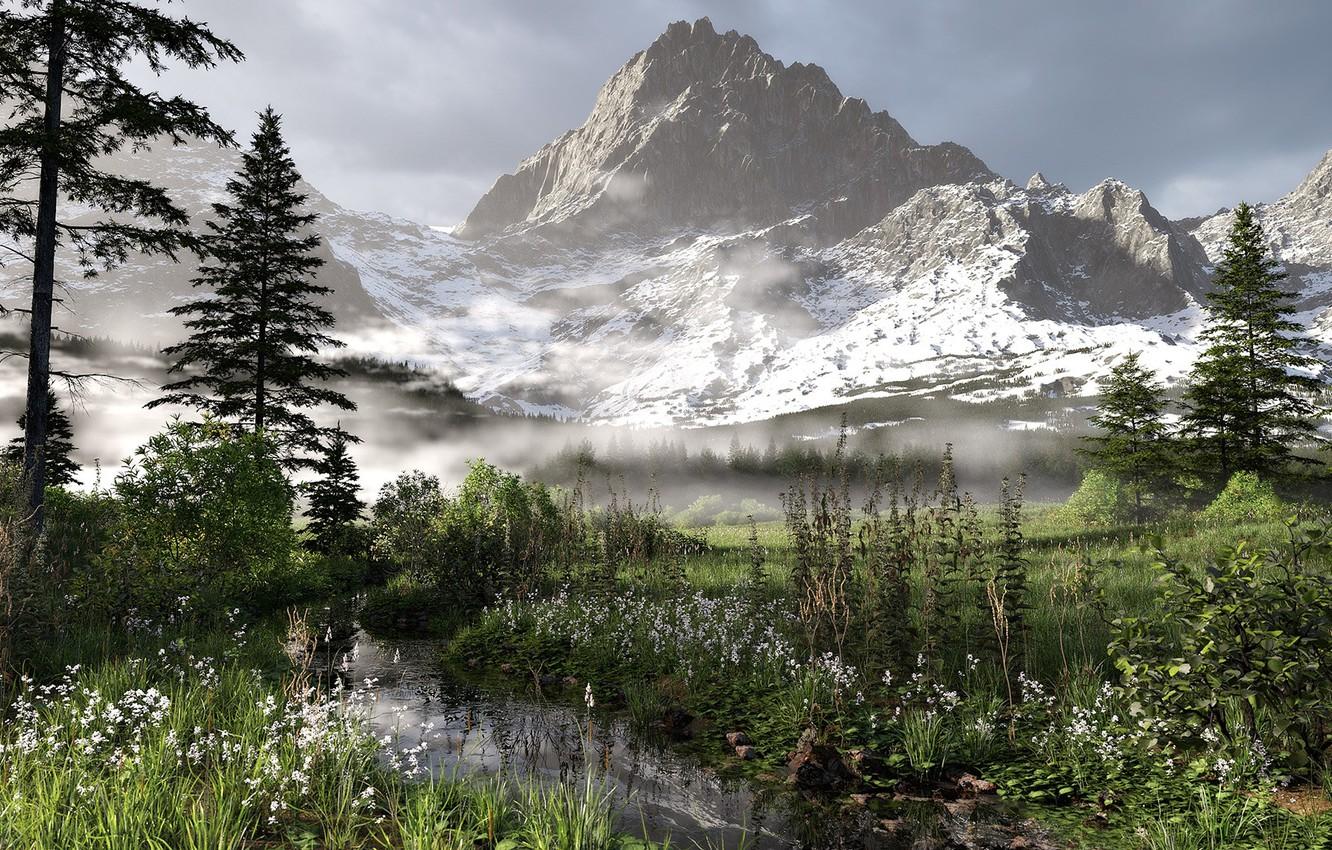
[{"xmin": 323, "ymin": 624, "xmax": 1054, "ymax": 850}]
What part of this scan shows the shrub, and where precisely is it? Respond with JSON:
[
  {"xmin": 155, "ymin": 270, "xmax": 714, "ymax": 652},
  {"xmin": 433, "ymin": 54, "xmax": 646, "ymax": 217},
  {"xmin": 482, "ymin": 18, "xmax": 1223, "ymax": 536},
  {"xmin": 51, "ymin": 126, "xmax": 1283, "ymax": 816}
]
[
  {"xmin": 671, "ymin": 494, "xmax": 723, "ymax": 527},
  {"xmin": 1110, "ymin": 525, "xmax": 1332, "ymax": 782},
  {"xmin": 100, "ymin": 418, "xmax": 300, "ymax": 617},
  {"xmin": 369, "ymin": 471, "xmax": 446, "ymax": 579},
  {"xmin": 371, "ymin": 461, "xmax": 561, "ymax": 605},
  {"xmin": 1059, "ymin": 468, "xmax": 1131, "ymax": 527},
  {"xmin": 713, "ymin": 498, "xmax": 782, "ymax": 526},
  {"xmin": 1200, "ymin": 471, "xmax": 1285, "ymax": 525}
]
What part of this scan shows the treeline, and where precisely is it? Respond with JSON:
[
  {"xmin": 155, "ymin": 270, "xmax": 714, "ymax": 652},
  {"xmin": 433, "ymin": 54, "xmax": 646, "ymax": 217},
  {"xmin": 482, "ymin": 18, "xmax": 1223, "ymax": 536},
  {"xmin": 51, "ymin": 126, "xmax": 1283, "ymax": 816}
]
[
  {"xmin": 534, "ymin": 435, "xmax": 887, "ymax": 484},
  {"xmin": 1080, "ymin": 202, "xmax": 1329, "ymax": 523},
  {"xmin": 0, "ymin": 4, "xmax": 371, "ymax": 666},
  {"xmin": 532, "ymin": 430, "xmax": 1083, "ymax": 498}
]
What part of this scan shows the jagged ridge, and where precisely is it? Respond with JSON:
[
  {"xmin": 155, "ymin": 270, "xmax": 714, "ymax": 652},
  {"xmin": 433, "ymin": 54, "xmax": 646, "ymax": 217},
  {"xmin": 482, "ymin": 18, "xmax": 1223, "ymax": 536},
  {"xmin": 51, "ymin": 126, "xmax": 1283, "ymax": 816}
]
[{"xmin": 458, "ymin": 17, "xmax": 993, "ymax": 242}]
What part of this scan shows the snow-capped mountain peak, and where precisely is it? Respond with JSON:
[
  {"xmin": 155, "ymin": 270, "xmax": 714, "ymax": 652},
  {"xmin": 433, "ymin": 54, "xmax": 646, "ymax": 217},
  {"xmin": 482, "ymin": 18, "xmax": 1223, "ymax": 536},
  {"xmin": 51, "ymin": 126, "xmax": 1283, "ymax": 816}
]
[
  {"xmin": 22, "ymin": 24, "xmax": 1332, "ymax": 428},
  {"xmin": 457, "ymin": 18, "xmax": 992, "ymax": 244}
]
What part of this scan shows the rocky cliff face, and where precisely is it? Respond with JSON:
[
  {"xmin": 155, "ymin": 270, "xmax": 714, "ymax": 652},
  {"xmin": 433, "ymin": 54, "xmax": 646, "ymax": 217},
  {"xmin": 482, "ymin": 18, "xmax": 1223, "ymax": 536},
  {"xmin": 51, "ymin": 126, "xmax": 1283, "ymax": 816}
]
[
  {"xmin": 1189, "ymin": 148, "xmax": 1332, "ymax": 327},
  {"xmin": 458, "ymin": 18, "xmax": 993, "ymax": 243}
]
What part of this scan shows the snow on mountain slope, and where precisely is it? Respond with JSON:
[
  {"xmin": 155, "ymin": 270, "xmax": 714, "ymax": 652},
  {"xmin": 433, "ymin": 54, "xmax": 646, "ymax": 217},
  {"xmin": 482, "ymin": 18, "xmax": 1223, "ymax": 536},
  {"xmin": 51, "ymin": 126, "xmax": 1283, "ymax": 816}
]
[
  {"xmin": 10, "ymin": 18, "xmax": 1332, "ymax": 428},
  {"xmin": 1190, "ymin": 149, "xmax": 1332, "ymax": 336}
]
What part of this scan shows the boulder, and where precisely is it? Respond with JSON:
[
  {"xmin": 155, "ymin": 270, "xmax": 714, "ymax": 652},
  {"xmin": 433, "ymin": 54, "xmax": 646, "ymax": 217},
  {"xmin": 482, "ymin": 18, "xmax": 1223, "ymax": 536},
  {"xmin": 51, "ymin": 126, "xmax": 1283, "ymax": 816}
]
[
  {"xmin": 786, "ymin": 728, "xmax": 856, "ymax": 792},
  {"xmin": 957, "ymin": 773, "xmax": 998, "ymax": 796},
  {"xmin": 662, "ymin": 707, "xmax": 695, "ymax": 738}
]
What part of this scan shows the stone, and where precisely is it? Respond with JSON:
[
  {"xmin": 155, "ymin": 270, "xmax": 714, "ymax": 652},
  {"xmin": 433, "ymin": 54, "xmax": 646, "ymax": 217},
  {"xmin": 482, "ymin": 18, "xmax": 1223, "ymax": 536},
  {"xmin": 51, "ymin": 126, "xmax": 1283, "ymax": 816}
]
[
  {"xmin": 661, "ymin": 707, "xmax": 695, "ymax": 737},
  {"xmin": 786, "ymin": 728, "xmax": 856, "ymax": 792},
  {"xmin": 725, "ymin": 731, "xmax": 751, "ymax": 747},
  {"xmin": 734, "ymin": 745, "xmax": 757, "ymax": 760},
  {"xmin": 957, "ymin": 773, "xmax": 998, "ymax": 796}
]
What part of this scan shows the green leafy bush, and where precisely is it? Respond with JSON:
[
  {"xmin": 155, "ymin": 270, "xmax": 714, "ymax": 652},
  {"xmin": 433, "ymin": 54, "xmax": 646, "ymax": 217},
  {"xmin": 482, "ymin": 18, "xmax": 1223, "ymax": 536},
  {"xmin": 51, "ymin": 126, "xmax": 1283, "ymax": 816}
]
[
  {"xmin": 1110, "ymin": 525, "xmax": 1332, "ymax": 781},
  {"xmin": 369, "ymin": 471, "xmax": 446, "ymax": 579},
  {"xmin": 371, "ymin": 461, "xmax": 561, "ymax": 605},
  {"xmin": 1058, "ymin": 468, "xmax": 1131, "ymax": 527},
  {"xmin": 713, "ymin": 498, "xmax": 782, "ymax": 526},
  {"xmin": 1200, "ymin": 471, "xmax": 1285, "ymax": 525},
  {"xmin": 671, "ymin": 494, "xmax": 722, "ymax": 527},
  {"xmin": 100, "ymin": 418, "xmax": 300, "ymax": 616}
]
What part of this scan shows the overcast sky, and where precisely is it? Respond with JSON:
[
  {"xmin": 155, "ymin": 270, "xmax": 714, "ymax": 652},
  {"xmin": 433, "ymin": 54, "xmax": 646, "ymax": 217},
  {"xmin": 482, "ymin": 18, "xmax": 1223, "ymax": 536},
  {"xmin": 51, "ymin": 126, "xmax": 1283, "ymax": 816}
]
[{"xmin": 144, "ymin": 0, "xmax": 1332, "ymax": 225}]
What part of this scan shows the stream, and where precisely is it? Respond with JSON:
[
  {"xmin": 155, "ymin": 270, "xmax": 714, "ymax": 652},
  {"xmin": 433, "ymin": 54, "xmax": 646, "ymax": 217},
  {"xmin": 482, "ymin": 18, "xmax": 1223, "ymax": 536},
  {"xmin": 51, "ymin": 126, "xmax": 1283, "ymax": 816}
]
[{"xmin": 322, "ymin": 618, "xmax": 1063, "ymax": 850}]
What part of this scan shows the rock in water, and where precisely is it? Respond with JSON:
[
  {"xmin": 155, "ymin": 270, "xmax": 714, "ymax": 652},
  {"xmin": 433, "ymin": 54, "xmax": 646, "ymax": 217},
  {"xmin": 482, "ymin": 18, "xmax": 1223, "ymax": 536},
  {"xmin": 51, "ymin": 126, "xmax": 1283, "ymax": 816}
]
[{"xmin": 787, "ymin": 728, "xmax": 856, "ymax": 792}]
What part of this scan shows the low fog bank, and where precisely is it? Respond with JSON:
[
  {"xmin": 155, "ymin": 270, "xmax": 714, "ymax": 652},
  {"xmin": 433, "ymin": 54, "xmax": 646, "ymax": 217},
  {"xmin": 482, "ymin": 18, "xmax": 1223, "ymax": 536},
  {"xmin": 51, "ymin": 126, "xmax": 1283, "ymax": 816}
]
[{"xmin": 0, "ymin": 330, "xmax": 1092, "ymax": 517}]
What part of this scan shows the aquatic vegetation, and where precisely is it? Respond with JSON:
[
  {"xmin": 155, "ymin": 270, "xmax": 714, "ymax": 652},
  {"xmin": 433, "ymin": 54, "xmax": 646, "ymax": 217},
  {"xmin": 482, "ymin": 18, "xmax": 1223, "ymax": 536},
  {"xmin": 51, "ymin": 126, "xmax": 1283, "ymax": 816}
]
[
  {"xmin": 473, "ymin": 587, "xmax": 802, "ymax": 690},
  {"xmin": 0, "ymin": 625, "xmax": 641, "ymax": 850}
]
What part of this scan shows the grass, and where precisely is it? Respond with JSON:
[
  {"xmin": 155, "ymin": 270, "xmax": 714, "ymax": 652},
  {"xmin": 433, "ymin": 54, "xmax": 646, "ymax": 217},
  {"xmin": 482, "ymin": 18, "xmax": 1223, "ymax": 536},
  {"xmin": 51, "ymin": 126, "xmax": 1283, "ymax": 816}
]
[
  {"xmin": 0, "ymin": 619, "xmax": 647, "ymax": 850},
  {"xmin": 443, "ymin": 503, "xmax": 1332, "ymax": 850}
]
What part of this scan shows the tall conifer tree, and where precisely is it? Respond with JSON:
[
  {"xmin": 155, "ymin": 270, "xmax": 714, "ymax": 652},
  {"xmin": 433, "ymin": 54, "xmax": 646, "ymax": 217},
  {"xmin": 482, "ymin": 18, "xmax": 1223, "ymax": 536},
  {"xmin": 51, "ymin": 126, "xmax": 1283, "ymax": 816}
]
[
  {"xmin": 3, "ymin": 382, "xmax": 77, "ymax": 488},
  {"xmin": 1081, "ymin": 353, "xmax": 1176, "ymax": 523},
  {"xmin": 304, "ymin": 423, "xmax": 363, "ymax": 553},
  {"xmin": 0, "ymin": 0, "xmax": 240, "ymax": 527},
  {"xmin": 1182, "ymin": 202, "xmax": 1323, "ymax": 481},
  {"xmin": 153, "ymin": 107, "xmax": 354, "ymax": 460}
]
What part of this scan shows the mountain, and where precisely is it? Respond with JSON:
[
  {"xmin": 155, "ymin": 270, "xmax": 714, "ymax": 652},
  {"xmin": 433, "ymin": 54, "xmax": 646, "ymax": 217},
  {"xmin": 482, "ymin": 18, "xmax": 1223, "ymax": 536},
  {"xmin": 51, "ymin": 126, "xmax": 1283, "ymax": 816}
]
[
  {"xmin": 1188, "ymin": 150, "xmax": 1332, "ymax": 334},
  {"xmin": 458, "ymin": 18, "xmax": 992, "ymax": 244},
  {"xmin": 7, "ymin": 18, "xmax": 1332, "ymax": 427}
]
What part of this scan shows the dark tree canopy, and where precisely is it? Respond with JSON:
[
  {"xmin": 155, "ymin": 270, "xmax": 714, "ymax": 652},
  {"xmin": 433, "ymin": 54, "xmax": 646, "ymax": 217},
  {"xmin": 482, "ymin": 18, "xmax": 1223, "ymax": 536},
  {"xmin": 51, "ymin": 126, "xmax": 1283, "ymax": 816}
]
[
  {"xmin": 1182, "ymin": 202, "xmax": 1324, "ymax": 482},
  {"xmin": 2, "ymin": 383, "xmax": 78, "ymax": 488},
  {"xmin": 1081, "ymin": 352, "xmax": 1177, "ymax": 523},
  {"xmin": 0, "ymin": 0, "xmax": 241, "ymax": 525},
  {"xmin": 152, "ymin": 107, "xmax": 353, "ymax": 460},
  {"xmin": 304, "ymin": 423, "xmax": 364, "ymax": 554}
]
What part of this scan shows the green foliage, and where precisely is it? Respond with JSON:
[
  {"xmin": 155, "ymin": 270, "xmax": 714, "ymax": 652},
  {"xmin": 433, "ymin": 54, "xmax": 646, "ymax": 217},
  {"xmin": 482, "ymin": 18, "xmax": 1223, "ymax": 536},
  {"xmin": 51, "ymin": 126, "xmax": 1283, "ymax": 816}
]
[
  {"xmin": 0, "ymin": 624, "xmax": 633, "ymax": 850},
  {"xmin": 369, "ymin": 471, "xmax": 446, "ymax": 579},
  {"xmin": 372, "ymin": 461, "xmax": 561, "ymax": 606},
  {"xmin": 1199, "ymin": 472, "xmax": 1285, "ymax": 526},
  {"xmin": 672, "ymin": 494, "xmax": 723, "ymax": 527},
  {"xmin": 1182, "ymin": 202, "xmax": 1325, "ymax": 482},
  {"xmin": 100, "ymin": 418, "xmax": 300, "ymax": 615},
  {"xmin": 2, "ymin": 384, "xmax": 79, "ymax": 487},
  {"xmin": 360, "ymin": 574, "xmax": 459, "ymax": 637},
  {"xmin": 1059, "ymin": 468, "xmax": 1133, "ymax": 527},
  {"xmin": 41, "ymin": 485, "xmax": 119, "ymax": 581},
  {"xmin": 1110, "ymin": 525, "xmax": 1332, "ymax": 781},
  {"xmin": 0, "ymin": 0, "xmax": 241, "ymax": 527},
  {"xmin": 713, "ymin": 498, "xmax": 782, "ymax": 526},
  {"xmin": 304, "ymin": 424, "xmax": 365, "ymax": 554},
  {"xmin": 1082, "ymin": 352, "xmax": 1179, "ymax": 522},
  {"xmin": 1141, "ymin": 788, "xmax": 1332, "ymax": 850},
  {"xmin": 154, "ymin": 107, "xmax": 353, "ymax": 460}
]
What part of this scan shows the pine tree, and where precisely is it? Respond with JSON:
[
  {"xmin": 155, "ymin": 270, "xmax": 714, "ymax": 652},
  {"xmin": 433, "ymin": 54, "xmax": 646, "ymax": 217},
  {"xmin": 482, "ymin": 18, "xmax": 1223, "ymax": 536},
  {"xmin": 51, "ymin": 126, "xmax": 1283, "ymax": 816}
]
[
  {"xmin": 2, "ymin": 383, "xmax": 78, "ymax": 488},
  {"xmin": 304, "ymin": 424, "xmax": 364, "ymax": 554},
  {"xmin": 1182, "ymin": 202, "xmax": 1324, "ymax": 482},
  {"xmin": 0, "ymin": 0, "xmax": 241, "ymax": 527},
  {"xmin": 1081, "ymin": 352, "xmax": 1178, "ymax": 523},
  {"xmin": 151, "ymin": 107, "xmax": 354, "ymax": 461}
]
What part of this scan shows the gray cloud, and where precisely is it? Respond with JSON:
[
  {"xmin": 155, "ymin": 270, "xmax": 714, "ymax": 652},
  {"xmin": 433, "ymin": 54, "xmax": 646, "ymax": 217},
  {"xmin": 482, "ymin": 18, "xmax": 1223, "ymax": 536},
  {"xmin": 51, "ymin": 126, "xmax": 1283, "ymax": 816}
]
[{"xmin": 136, "ymin": 0, "xmax": 1332, "ymax": 223}]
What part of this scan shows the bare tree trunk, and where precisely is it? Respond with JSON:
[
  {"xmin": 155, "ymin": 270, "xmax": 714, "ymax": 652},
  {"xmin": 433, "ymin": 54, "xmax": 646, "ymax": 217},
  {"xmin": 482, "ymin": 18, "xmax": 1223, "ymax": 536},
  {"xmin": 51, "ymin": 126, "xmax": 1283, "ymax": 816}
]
[{"xmin": 22, "ymin": 2, "xmax": 67, "ymax": 534}]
